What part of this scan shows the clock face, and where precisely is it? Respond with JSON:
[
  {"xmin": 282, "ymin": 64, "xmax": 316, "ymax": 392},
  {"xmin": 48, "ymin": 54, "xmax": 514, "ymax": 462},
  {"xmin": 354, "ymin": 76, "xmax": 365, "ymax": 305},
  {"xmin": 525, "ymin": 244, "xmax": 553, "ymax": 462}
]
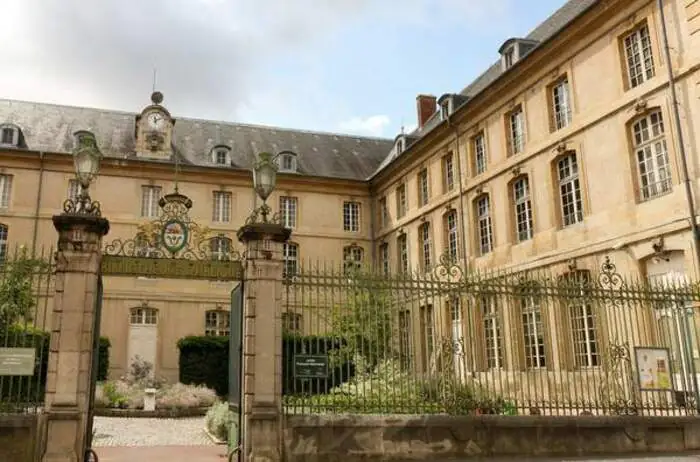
[{"xmin": 147, "ymin": 111, "xmax": 166, "ymax": 131}]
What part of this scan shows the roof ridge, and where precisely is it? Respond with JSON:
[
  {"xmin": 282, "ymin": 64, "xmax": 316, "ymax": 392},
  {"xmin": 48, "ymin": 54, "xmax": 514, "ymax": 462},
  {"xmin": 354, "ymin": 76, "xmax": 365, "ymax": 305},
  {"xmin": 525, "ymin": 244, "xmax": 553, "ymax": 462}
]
[{"xmin": 0, "ymin": 97, "xmax": 393, "ymax": 142}]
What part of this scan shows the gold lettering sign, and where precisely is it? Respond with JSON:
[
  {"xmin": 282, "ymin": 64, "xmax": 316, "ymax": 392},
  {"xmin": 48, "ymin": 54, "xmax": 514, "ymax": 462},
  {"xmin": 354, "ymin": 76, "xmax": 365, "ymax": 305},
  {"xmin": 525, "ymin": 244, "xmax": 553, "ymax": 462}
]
[{"xmin": 101, "ymin": 255, "xmax": 243, "ymax": 280}]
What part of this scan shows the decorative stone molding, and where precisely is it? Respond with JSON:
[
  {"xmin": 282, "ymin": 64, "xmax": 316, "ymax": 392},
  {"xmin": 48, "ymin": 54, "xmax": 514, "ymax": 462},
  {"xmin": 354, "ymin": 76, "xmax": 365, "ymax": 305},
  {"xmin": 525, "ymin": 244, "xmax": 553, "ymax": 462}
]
[{"xmin": 52, "ymin": 214, "xmax": 110, "ymax": 252}]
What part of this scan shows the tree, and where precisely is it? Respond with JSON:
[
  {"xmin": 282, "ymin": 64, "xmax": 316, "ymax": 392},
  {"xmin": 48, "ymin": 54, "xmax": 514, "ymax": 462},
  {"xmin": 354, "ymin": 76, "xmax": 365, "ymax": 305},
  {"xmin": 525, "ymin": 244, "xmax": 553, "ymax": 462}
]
[
  {"xmin": 329, "ymin": 270, "xmax": 397, "ymax": 370},
  {"xmin": 0, "ymin": 246, "xmax": 49, "ymax": 333}
]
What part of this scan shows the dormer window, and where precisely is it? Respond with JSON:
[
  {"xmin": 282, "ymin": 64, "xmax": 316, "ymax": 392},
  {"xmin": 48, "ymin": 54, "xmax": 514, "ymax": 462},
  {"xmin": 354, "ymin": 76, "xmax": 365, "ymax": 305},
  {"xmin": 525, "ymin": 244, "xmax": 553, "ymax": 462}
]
[
  {"xmin": 396, "ymin": 137, "xmax": 406, "ymax": 155},
  {"xmin": 438, "ymin": 95, "xmax": 454, "ymax": 119},
  {"xmin": 211, "ymin": 146, "xmax": 231, "ymax": 166},
  {"xmin": 0, "ymin": 124, "xmax": 20, "ymax": 147},
  {"xmin": 278, "ymin": 151, "xmax": 297, "ymax": 173},
  {"xmin": 499, "ymin": 38, "xmax": 539, "ymax": 72}
]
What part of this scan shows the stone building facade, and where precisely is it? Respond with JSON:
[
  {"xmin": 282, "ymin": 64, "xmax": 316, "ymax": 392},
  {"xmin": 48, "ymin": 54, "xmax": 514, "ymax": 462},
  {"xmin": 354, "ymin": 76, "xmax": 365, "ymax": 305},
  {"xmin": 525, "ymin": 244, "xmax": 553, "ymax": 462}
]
[{"xmin": 0, "ymin": 0, "xmax": 698, "ymax": 382}]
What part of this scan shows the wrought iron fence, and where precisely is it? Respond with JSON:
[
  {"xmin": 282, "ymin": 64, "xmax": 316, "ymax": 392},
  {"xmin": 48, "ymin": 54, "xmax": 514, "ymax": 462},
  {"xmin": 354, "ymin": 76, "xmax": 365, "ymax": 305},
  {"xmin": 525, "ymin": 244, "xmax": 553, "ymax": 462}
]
[
  {"xmin": 282, "ymin": 254, "xmax": 700, "ymax": 417},
  {"xmin": 0, "ymin": 246, "xmax": 55, "ymax": 415}
]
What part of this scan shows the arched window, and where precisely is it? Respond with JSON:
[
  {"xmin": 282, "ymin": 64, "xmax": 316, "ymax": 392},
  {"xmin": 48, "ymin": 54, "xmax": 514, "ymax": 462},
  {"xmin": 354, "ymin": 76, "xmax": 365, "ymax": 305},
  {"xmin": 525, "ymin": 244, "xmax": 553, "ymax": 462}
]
[
  {"xmin": 205, "ymin": 310, "xmax": 230, "ymax": 336},
  {"xmin": 474, "ymin": 194, "xmax": 493, "ymax": 255},
  {"xmin": 555, "ymin": 153, "xmax": 584, "ymax": 227},
  {"xmin": 130, "ymin": 306, "xmax": 158, "ymax": 325},
  {"xmin": 278, "ymin": 151, "xmax": 298, "ymax": 173},
  {"xmin": 343, "ymin": 245, "xmax": 363, "ymax": 273},
  {"xmin": 511, "ymin": 176, "xmax": 533, "ymax": 242},
  {"xmin": 211, "ymin": 145, "xmax": 231, "ymax": 166},
  {"xmin": 631, "ymin": 110, "xmax": 672, "ymax": 200},
  {"xmin": 0, "ymin": 224, "xmax": 8, "ymax": 262},
  {"xmin": 210, "ymin": 235, "xmax": 232, "ymax": 261}
]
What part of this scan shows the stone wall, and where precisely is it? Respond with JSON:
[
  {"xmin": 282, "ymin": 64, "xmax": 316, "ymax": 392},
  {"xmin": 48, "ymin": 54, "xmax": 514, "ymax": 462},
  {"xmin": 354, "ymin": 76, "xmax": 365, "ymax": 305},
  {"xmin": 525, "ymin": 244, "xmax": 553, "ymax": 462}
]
[
  {"xmin": 0, "ymin": 415, "xmax": 38, "ymax": 462},
  {"xmin": 284, "ymin": 414, "xmax": 700, "ymax": 461}
]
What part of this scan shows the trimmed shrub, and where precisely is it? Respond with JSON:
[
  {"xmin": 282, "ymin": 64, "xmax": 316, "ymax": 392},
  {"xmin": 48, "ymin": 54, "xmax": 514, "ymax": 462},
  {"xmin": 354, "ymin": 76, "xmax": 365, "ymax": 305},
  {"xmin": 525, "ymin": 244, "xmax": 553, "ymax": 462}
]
[
  {"xmin": 97, "ymin": 337, "xmax": 111, "ymax": 381},
  {"xmin": 178, "ymin": 335, "xmax": 229, "ymax": 396},
  {"xmin": 205, "ymin": 401, "xmax": 233, "ymax": 441},
  {"xmin": 177, "ymin": 334, "xmax": 356, "ymax": 398}
]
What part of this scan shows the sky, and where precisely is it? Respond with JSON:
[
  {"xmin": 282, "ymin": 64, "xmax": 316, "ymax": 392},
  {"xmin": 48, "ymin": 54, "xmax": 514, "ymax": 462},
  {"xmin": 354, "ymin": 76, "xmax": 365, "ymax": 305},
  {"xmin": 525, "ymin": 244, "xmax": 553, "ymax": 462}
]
[{"xmin": 0, "ymin": 0, "xmax": 569, "ymax": 139}]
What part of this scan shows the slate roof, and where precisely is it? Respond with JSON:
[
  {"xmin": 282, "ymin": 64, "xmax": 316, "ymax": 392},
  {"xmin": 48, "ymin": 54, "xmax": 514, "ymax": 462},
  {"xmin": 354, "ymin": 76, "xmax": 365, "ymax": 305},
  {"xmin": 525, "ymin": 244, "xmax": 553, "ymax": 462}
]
[
  {"xmin": 0, "ymin": 99, "xmax": 394, "ymax": 181},
  {"xmin": 0, "ymin": 0, "xmax": 598, "ymax": 183}
]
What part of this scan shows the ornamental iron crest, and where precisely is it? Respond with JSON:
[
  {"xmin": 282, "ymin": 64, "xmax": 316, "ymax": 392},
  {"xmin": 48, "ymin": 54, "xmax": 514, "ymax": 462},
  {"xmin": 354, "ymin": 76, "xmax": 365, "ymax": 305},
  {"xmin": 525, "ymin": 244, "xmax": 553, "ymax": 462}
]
[{"xmin": 101, "ymin": 191, "xmax": 243, "ymax": 280}]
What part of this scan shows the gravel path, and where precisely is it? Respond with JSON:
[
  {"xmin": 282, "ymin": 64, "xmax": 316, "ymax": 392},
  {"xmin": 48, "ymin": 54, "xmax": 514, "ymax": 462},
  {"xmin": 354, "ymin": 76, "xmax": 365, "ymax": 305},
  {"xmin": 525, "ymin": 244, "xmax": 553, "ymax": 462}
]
[{"xmin": 92, "ymin": 416, "xmax": 216, "ymax": 447}]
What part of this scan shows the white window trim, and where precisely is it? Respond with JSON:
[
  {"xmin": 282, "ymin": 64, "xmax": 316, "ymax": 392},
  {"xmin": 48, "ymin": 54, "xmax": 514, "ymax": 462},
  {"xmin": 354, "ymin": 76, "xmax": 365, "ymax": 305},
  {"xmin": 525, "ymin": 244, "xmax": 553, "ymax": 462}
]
[
  {"xmin": 420, "ymin": 222, "xmax": 432, "ymax": 270},
  {"xmin": 283, "ymin": 242, "xmax": 299, "ymax": 277},
  {"xmin": 0, "ymin": 126, "xmax": 19, "ymax": 146},
  {"xmin": 474, "ymin": 133, "xmax": 487, "ymax": 175},
  {"xmin": 141, "ymin": 185, "xmax": 162, "ymax": 218},
  {"xmin": 343, "ymin": 201, "xmax": 361, "ymax": 232},
  {"xmin": 476, "ymin": 195, "xmax": 493, "ymax": 255},
  {"xmin": 633, "ymin": 111, "xmax": 672, "ymax": 201},
  {"xmin": 513, "ymin": 177, "xmax": 534, "ymax": 242},
  {"xmin": 0, "ymin": 175, "xmax": 12, "ymax": 209},
  {"xmin": 557, "ymin": 154, "xmax": 584, "ymax": 227},
  {"xmin": 213, "ymin": 191, "xmax": 232, "ymax": 223},
  {"xmin": 623, "ymin": 23, "xmax": 655, "ymax": 89},
  {"xmin": 212, "ymin": 147, "xmax": 231, "ymax": 165},
  {"xmin": 278, "ymin": 153, "xmax": 298, "ymax": 173},
  {"xmin": 552, "ymin": 78, "xmax": 572, "ymax": 130},
  {"xmin": 205, "ymin": 310, "xmax": 230, "ymax": 337}
]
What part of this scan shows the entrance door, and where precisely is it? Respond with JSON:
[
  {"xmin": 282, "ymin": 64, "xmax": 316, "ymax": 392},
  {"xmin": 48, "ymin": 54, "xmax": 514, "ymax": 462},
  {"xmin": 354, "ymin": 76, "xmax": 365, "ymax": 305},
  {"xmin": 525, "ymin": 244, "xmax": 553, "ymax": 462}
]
[
  {"xmin": 127, "ymin": 306, "xmax": 158, "ymax": 376},
  {"xmin": 228, "ymin": 283, "xmax": 244, "ymax": 461}
]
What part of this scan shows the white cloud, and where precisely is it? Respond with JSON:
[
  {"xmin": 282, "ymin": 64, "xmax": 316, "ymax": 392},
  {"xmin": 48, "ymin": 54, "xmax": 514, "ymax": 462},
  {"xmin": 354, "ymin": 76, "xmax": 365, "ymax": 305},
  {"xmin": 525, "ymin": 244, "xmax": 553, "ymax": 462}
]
[{"xmin": 338, "ymin": 115, "xmax": 392, "ymax": 137}]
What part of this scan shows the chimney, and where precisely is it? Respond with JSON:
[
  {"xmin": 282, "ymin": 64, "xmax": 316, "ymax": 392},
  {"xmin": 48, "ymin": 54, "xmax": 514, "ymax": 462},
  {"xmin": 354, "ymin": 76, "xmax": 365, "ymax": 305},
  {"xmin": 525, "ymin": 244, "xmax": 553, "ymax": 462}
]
[{"xmin": 416, "ymin": 94, "xmax": 437, "ymax": 129}]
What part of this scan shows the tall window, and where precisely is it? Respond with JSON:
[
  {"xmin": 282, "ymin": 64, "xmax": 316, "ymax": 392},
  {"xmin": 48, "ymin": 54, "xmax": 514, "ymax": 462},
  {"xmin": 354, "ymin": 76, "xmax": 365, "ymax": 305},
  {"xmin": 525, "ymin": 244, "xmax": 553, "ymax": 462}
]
[
  {"xmin": 481, "ymin": 297, "xmax": 503, "ymax": 369},
  {"xmin": 279, "ymin": 196, "xmax": 298, "ymax": 228},
  {"xmin": 130, "ymin": 307, "xmax": 157, "ymax": 325},
  {"xmin": 343, "ymin": 201, "xmax": 360, "ymax": 232},
  {"xmin": 210, "ymin": 236, "xmax": 231, "ymax": 261},
  {"xmin": 507, "ymin": 105, "xmax": 525, "ymax": 155},
  {"xmin": 623, "ymin": 23, "xmax": 655, "ymax": 89},
  {"xmin": 418, "ymin": 168, "xmax": 429, "ymax": 206},
  {"xmin": 551, "ymin": 77, "xmax": 572, "ymax": 130},
  {"xmin": 343, "ymin": 246, "xmax": 363, "ymax": 272},
  {"xmin": 0, "ymin": 224, "xmax": 8, "ymax": 262},
  {"xmin": 419, "ymin": 222, "xmax": 432, "ymax": 271},
  {"xmin": 398, "ymin": 310, "xmax": 412, "ymax": 369},
  {"xmin": 563, "ymin": 271, "xmax": 599, "ymax": 368},
  {"xmin": 141, "ymin": 186, "xmax": 161, "ymax": 218},
  {"xmin": 396, "ymin": 184, "xmax": 407, "ymax": 218},
  {"xmin": 282, "ymin": 312, "xmax": 302, "ymax": 334},
  {"xmin": 378, "ymin": 197, "xmax": 389, "ymax": 228},
  {"xmin": 513, "ymin": 177, "xmax": 533, "ymax": 242},
  {"xmin": 443, "ymin": 153, "xmax": 455, "ymax": 192},
  {"xmin": 476, "ymin": 195, "xmax": 493, "ymax": 255},
  {"xmin": 473, "ymin": 133, "xmax": 487, "ymax": 175},
  {"xmin": 557, "ymin": 154, "xmax": 584, "ymax": 226},
  {"xmin": 420, "ymin": 305, "xmax": 434, "ymax": 371},
  {"xmin": 283, "ymin": 242, "xmax": 299, "ymax": 277},
  {"xmin": 520, "ymin": 289, "xmax": 546, "ymax": 369},
  {"xmin": 397, "ymin": 233, "xmax": 409, "ymax": 274},
  {"xmin": 0, "ymin": 174, "xmax": 13, "ymax": 209},
  {"xmin": 68, "ymin": 179, "xmax": 81, "ymax": 202},
  {"xmin": 213, "ymin": 191, "xmax": 231, "ymax": 223},
  {"xmin": 444, "ymin": 210, "xmax": 459, "ymax": 261},
  {"xmin": 379, "ymin": 243, "xmax": 389, "ymax": 276},
  {"xmin": 448, "ymin": 297, "xmax": 465, "ymax": 376},
  {"xmin": 632, "ymin": 110, "xmax": 672, "ymax": 200},
  {"xmin": 205, "ymin": 310, "xmax": 230, "ymax": 336}
]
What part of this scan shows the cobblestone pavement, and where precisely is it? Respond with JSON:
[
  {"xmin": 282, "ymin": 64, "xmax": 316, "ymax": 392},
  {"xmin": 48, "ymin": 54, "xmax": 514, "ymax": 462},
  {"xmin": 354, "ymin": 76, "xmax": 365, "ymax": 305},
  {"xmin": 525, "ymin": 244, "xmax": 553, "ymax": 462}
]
[{"xmin": 92, "ymin": 416, "xmax": 216, "ymax": 447}]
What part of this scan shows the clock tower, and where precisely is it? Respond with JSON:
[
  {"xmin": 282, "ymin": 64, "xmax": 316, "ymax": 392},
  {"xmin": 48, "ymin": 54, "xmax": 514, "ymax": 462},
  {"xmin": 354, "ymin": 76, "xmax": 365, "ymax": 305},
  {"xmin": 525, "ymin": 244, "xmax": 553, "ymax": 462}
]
[{"xmin": 135, "ymin": 91, "xmax": 175, "ymax": 159}]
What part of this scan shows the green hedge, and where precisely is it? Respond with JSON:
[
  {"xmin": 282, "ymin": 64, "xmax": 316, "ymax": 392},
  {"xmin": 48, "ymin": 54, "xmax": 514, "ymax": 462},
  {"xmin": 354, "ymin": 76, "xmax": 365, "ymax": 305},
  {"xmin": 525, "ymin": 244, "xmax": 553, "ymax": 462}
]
[
  {"xmin": 178, "ymin": 335, "xmax": 229, "ymax": 396},
  {"xmin": 177, "ymin": 335, "xmax": 356, "ymax": 398},
  {"xmin": 0, "ymin": 327, "xmax": 110, "ymax": 405}
]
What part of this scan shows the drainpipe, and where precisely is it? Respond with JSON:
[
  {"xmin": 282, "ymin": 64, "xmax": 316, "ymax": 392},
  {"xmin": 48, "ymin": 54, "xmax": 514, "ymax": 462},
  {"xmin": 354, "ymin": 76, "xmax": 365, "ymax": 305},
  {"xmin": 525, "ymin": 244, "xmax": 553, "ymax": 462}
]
[
  {"xmin": 658, "ymin": 0, "xmax": 700, "ymax": 413},
  {"xmin": 31, "ymin": 151, "xmax": 45, "ymax": 256},
  {"xmin": 658, "ymin": 0, "xmax": 700, "ymax": 273},
  {"xmin": 369, "ymin": 188, "xmax": 377, "ymax": 266}
]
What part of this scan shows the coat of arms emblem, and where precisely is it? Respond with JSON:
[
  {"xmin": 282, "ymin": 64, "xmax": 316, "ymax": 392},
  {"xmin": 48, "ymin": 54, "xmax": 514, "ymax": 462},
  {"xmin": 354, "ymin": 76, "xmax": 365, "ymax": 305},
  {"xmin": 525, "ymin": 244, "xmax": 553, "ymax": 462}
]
[{"xmin": 161, "ymin": 219, "xmax": 188, "ymax": 254}]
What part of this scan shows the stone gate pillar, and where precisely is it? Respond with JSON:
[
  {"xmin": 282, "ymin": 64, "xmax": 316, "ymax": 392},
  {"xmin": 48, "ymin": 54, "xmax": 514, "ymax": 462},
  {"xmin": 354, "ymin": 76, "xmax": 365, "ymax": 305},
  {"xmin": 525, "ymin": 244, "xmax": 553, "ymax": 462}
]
[
  {"xmin": 237, "ymin": 221, "xmax": 290, "ymax": 462},
  {"xmin": 40, "ymin": 213, "xmax": 109, "ymax": 462}
]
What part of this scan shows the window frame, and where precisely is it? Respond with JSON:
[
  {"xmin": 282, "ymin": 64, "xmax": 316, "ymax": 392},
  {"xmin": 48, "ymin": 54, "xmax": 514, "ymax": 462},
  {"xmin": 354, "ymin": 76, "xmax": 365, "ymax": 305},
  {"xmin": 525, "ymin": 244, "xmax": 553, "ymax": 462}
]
[
  {"xmin": 417, "ymin": 168, "xmax": 430, "ymax": 207},
  {"xmin": 130, "ymin": 306, "xmax": 158, "ymax": 325},
  {"xmin": 0, "ymin": 174, "xmax": 12, "ymax": 209},
  {"xmin": 212, "ymin": 191, "xmax": 232, "ymax": 223},
  {"xmin": 210, "ymin": 235, "xmax": 232, "ymax": 261},
  {"xmin": 379, "ymin": 242, "xmax": 390, "ymax": 276},
  {"xmin": 621, "ymin": 22, "xmax": 655, "ymax": 90},
  {"xmin": 512, "ymin": 175, "xmax": 534, "ymax": 243},
  {"xmin": 550, "ymin": 76, "xmax": 572, "ymax": 131},
  {"xmin": 396, "ymin": 184, "xmax": 407, "ymax": 219},
  {"xmin": 555, "ymin": 153, "xmax": 584, "ymax": 227},
  {"xmin": 419, "ymin": 222, "xmax": 432, "ymax": 271},
  {"xmin": 397, "ymin": 233, "xmax": 409, "ymax": 274},
  {"xmin": 0, "ymin": 224, "xmax": 8, "ymax": 262},
  {"xmin": 141, "ymin": 185, "xmax": 162, "ymax": 218},
  {"xmin": 444, "ymin": 210, "xmax": 459, "ymax": 262},
  {"xmin": 343, "ymin": 245, "xmax": 364, "ymax": 273},
  {"xmin": 506, "ymin": 104, "xmax": 525, "ymax": 156},
  {"xmin": 205, "ymin": 310, "xmax": 231, "ymax": 337},
  {"xmin": 630, "ymin": 109, "xmax": 672, "ymax": 201},
  {"xmin": 343, "ymin": 201, "xmax": 361, "ymax": 232},
  {"xmin": 475, "ymin": 194, "xmax": 494, "ymax": 256},
  {"xmin": 283, "ymin": 242, "xmax": 299, "ymax": 277},
  {"xmin": 472, "ymin": 132, "xmax": 487, "ymax": 176},
  {"xmin": 442, "ymin": 152, "xmax": 455, "ymax": 193},
  {"xmin": 279, "ymin": 196, "xmax": 298, "ymax": 229}
]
